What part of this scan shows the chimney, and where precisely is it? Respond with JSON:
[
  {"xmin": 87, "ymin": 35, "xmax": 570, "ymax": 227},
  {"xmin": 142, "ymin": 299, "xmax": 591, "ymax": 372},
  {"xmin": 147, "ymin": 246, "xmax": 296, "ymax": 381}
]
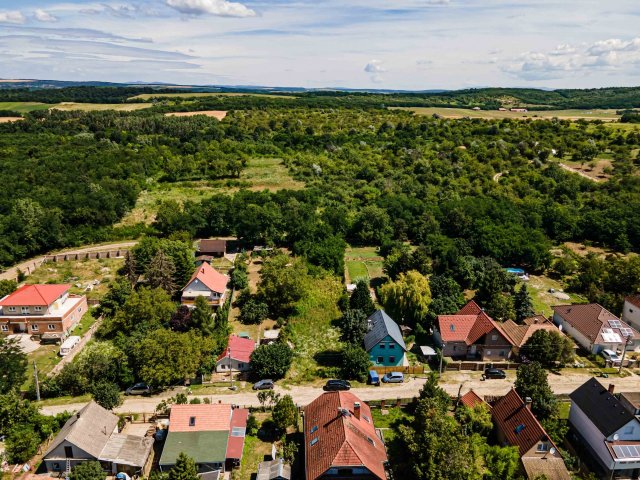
[
  {"xmin": 608, "ymin": 384, "xmax": 615, "ymax": 394},
  {"xmin": 354, "ymin": 402, "xmax": 361, "ymax": 420},
  {"xmin": 525, "ymin": 397, "xmax": 532, "ymax": 410}
]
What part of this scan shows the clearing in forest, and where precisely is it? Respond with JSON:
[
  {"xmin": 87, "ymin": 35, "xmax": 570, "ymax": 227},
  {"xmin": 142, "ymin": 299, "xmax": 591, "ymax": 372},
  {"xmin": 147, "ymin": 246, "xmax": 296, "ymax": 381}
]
[
  {"xmin": 130, "ymin": 92, "xmax": 296, "ymax": 100},
  {"xmin": 117, "ymin": 158, "xmax": 304, "ymax": 226},
  {"xmin": 51, "ymin": 102, "xmax": 152, "ymax": 111},
  {"xmin": 0, "ymin": 101, "xmax": 51, "ymax": 113},
  {"xmin": 165, "ymin": 110, "xmax": 227, "ymax": 120},
  {"xmin": 392, "ymin": 106, "xmax": 621, "ymax": 121},
  {"xmin": 0, "ymin": 117, "xmax": 23, "ymax": 123},
  {"xmin": 557, "ymin": 158, "xmax": 612, "ymax": 182},
  {"xmin": 344, "ymin": 246, "xmax": 384, "ymax": 284}
]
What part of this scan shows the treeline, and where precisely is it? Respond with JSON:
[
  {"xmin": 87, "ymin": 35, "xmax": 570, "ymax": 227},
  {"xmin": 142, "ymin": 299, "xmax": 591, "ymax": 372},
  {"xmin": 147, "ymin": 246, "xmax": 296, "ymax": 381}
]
[{"xmin": 0, "ymin": 86, "xmax": 177, "ymax": 104}]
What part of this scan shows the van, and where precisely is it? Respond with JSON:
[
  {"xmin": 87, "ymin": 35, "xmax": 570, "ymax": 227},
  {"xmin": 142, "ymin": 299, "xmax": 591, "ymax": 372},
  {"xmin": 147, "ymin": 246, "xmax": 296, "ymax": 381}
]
[
  {"xmin": 368, "ymin": 370, "xmax": 380, "ymax": 386},
  {"xmin": 59, "ymin": 336, "xmax": 81, "ymax": 356}
]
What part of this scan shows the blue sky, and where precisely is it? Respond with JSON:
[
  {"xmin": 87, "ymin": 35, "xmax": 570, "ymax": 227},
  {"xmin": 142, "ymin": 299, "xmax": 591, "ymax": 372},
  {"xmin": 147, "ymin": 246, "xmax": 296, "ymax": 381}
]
[{"xmin": 1, "ymin": 0, "xmax": 640, "ymax": 89}]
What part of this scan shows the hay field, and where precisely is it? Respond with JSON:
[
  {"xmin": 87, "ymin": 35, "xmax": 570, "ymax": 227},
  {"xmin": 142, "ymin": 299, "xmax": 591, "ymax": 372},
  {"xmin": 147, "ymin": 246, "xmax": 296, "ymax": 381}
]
[
  {"xmin": 0, "ymin": 101, "xmax": 51, "ymax": 113},
  {"xmin": 165, "ymin": 110, "xmax": 227, "ymax": 120},
  {"xmin": 392, "ymin": 106, "xmax": 622, "ymax": 121},
  {"xmin": 0, "ymin": 117, "xmax": 23, "ymax": 123},
  {"xmin": 130, "ymin": 92, "xmax": 295, "ymax": 100},
  {"xmin": 51, "ymin": 102, "xmax": 152, "ymax": 111}
]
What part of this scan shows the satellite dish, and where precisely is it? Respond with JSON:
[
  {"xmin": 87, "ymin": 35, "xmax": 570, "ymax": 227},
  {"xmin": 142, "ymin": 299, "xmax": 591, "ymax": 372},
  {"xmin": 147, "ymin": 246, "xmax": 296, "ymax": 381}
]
[
  {"xmin": 549, "ymin": 447, "xmax": 556, "ymax": 456},
  {"xmin": 614, "ymin": 434, "xmax": 620, "ymax": 441}
]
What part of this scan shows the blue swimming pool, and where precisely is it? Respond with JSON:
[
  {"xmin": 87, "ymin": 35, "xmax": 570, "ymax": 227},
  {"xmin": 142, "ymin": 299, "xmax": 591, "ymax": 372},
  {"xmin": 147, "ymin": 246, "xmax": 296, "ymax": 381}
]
[{"xmin": 505, "ymin": 268, "xmax": 525, "ymax": 275}]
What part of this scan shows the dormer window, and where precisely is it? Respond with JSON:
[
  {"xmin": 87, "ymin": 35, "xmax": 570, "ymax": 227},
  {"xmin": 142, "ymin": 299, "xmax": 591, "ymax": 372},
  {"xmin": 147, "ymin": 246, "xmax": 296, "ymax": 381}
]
[
  {"xmin": 189, "ymin": 416, "xmax": 196, "ymax": 427},
  {"xmin": 450, "ymin": 324, "xmax": 455, "ymax": 332},
  {"xmin": 537, "ymin": 442, "xmax": 549, "ymax": 452}
]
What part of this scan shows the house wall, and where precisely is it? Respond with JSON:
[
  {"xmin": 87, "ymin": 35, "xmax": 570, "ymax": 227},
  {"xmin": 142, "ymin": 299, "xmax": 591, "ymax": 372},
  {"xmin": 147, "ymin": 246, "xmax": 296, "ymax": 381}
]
[
  {"xmin": 322, "ymin": 466, "xmax": 378, "ymax": 478},
  {"xmin": 569, "ymin": 404, "xmax": 614, "ymax": 471},
  {"xmin": 522, "ymin": 440, "xmax": 561, "ymax": 459},
  {"xmin": 553, "ymin": 313, "xmax": 595, "ymax": 352},
  {"xmin": 479, "ymin": 329, "xmax": 512, "ymax": 360},
  {"xmin": 0, "ymin": 296, "xmax": 87, "ymax": 336},
  {"xmin": 442, "ymin": 341, "xmax": 468, "ymax": 358},
  {"xmin": 216, "ymin": 358, "xmax": 250, "ymax": 372},
  {"xmin": 181, "ymin": 279, "xmax": 225, "ymax": 305},
  {"xmin": 368, "ymin": 335, "xmax": 404, "ymax": 366},
  {"xmin": 623, "ymin": 300, "xmax": 640, "ymax": 332},
  {"xmin": 607, "ymin": 419, "xmax": 640, "ymax": 442},
  {"xmin": 44, "ymin": 440, "xmax": 97, "ymax": 473}
]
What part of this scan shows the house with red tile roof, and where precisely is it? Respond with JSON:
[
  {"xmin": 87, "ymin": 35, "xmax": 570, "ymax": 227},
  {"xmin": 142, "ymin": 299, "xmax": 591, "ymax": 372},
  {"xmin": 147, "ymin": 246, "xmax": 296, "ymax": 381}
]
[
  {"xmin": 622, "ymin": 294, "xmax": 640, "ymax": 333},
  {"xmin": 181, "ymin": 262, "xmax": 229, "ymax": 307},
  {"xmin": 435, "ymin": 300, "xmax": 514, "ymax": 361},
  {"xmin": 552, "ymin": 303, "xmax": 640, "ymax": 354},
  {"xmin": 159, "ymin": 404, "xmax": 248, "ymax": 473},
  {"xmin": 216, "ymin": 335, "xmax": 256, "ymax": 373},
  {"xmin": 493, "ymin": 389, "xmax": 570, "ymax": 480},
  {"xmin": 304, "ymin": 391, "xmax": 388, "ymax": 480},
  {"xmin": 501, "ymin": 315, "xmax": 566, "ymax": 355},
  {"xmin": 458, "ymin": 389, "xmax": 489, "ymax": 411},
  {"xmin": 0, "ymin": 284, "xmax": 87, "ymax": 339}
]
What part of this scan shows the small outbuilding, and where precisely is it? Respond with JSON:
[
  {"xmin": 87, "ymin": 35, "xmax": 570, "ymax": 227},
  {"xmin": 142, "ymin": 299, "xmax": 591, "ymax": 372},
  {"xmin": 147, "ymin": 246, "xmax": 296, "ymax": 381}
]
[
  {"xmin": 257, "ymin": 458, "xmax": 291, "ymax": 480},
  {"xmin": 197, "ymin": 239, "xmax": 227, "ymax": 257}
]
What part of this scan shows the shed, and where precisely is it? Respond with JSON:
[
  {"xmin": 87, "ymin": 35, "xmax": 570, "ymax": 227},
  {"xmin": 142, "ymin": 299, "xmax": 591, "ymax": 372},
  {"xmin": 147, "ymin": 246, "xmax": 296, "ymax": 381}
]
[
  {"xmin": 257, "ymin": 459, "xmax": 291, "ymax": 480},
  {"xmin": 99, "ymin": 434, "xmax": 154, "ymax": 475},
  {"xmin": 198, "ymin": 239, "xmax": 227, "ymax": 257}
]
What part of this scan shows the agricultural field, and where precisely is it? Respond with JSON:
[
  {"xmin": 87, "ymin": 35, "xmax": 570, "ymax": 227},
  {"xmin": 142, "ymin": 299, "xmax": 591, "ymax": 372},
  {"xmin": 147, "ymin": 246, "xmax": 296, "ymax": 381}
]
[
  {"xmin": 25, "ymin": 257, "xmax": 124, "ymax": 301},
  {"xmin": 344, "ymin": 246, "xmax": 384, "ymax": 284},
  {"xmin": 392, "ymin": 106, "xmax": 622, "ymax": 121},
  {"xmin": 0, "ymin": 101, "xmax": 50, "ymax": 113},
  {"xmin": 51, "ymin": 102, "xmax": 152, "ymax": 111},
  {"xmin": 130, "ymin": 91, "xmax": 296, "ymax": 100},
  {"xmin": 165, "ymin": 110, "xmax": 227, "ymax": 120},
  {"xmin": 118, "ymin": 157, "xmax": 304, "ymax": 226}
]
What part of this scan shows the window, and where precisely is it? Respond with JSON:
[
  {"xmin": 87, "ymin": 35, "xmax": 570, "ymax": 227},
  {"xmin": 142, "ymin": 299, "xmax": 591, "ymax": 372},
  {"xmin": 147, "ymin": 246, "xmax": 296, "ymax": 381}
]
[
  {"xmin": 310, "ymin": 437, "xmax": 318, "ymax": 446},
  {"xmin": 491, "ymin": 335, "xmax": 498, "ymax": 341},
  {"xmin": 499, "ymin": 351, "xmax": 505, "ymax": 357},
  {"xmin": 515, "ymin": 424, "xmax": 526, "ymax": 434},
  {"xmin": 220, "ymin": 364, "xmax": 227, "ymax": 369},
  {"xmin": 379, "ymin": 343, "xmax": 386, "ymax": 349},
  {"xmin": 366, "ymin": 437, "xmax": 375, "ymax": 446},
  {"xmin": 21, "ymin": 307, "xmax": 29, "ymax": 314},
  {"xmin": 486, "ymin": 350, "xmax": 492, "ymax": 356},
  {"xmin": 65, "ymin": 446, "xmax": 73, "ymax": 458},
  {"xmin": 537, "ymin": 443, "xmax": 548, "ymax": 452},
  {"xmin": 77, "ymin": 307, "xmax": 82, "ymax": 312},
  {"xmin": 450, "ymin": 324, "xmax": 455, "ymax": 332},
  {"xmin": 48, "ymin": 324, "xmax": 56, "ymax": 330},
  {"xmin": 189, "ymin": 416, "xmax": 196, "ymax": 427},
  {"xmin": 238, "ymin": 363, "xmax": 244, "ymax": 369},
  {"xmin": 34, "ymin": 306, "xmax": 42, "ymax": 312},
  {"xmin": 310, "ymin": 425, "xmax": 318, "ymax": 434},
  {"xmin": 53, "ymin": 463, "xmax": 60, "ymax": 471},
  {"xmin": 389, "ymin": 356, "xmax": 396, "ymax": 363},
  {"xmin": 625, "ymin": 425, "xmax": 635, "ymax": 435},
  {"xmin": 389, "ymin": 343, "xmax": 396, "ymax": 349},
  {"xmin": 8, "ymin": 307, "xmax": 15, "ymax": 312},
  {"xmin": 363, "ymin": 415, "xmax": 371, "ymax": 423},
  {"xmin": 1, "ymin": 325, "xmax": 8, "ymax": 332},
  {"xmin": 377, "ymin": 356, "xmax": 384, "ymax": 364},
  {"xmin": 32, "ymin": 324, "xmax": 39, "ymax": 331}
]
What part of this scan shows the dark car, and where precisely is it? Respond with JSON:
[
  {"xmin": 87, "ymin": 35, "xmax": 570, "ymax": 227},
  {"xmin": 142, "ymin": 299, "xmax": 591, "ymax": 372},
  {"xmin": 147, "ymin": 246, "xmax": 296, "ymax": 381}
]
[
  {"xmin": 252, "ymin": 379, "xmax": 275, "ymax": 390},
  {"xmin": 125, "ymin": 383, "xmax": 151, "ymax": 395},
  {"xmin": 324, "ymin": 379, "xmax": 351, "ymax": 391},
  {"xmin": 483, "ymin": 368, "xmax": 506, "ymax": 380}
]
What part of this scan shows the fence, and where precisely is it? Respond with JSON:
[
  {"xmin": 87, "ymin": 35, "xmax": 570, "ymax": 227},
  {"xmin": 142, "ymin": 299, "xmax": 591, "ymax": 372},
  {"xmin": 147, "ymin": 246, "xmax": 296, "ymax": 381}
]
[
  {"xmin": 47, "ymin": 317, "xmax": 103, "ymax": 377},
  {"xmin": 371, "ymin": 365, "xmax": 427, "ymax": 375},
  {"xmin": 445, "ymin": 361, "xmax": 520, "ymax": 372}
]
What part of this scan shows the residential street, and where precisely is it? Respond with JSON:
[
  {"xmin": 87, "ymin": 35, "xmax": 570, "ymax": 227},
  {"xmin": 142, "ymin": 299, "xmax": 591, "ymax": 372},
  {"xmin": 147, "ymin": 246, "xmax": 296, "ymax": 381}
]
[{"xmin": 39, "ymin": 371, "xmax": 640, "ymax": 416}]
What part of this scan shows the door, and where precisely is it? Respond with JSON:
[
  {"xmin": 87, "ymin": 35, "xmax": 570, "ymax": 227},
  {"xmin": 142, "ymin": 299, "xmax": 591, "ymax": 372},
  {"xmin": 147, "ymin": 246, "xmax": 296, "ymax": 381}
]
[{"xmin": 65, "ymin": 446, "xmax": 73, "ymax": 458}]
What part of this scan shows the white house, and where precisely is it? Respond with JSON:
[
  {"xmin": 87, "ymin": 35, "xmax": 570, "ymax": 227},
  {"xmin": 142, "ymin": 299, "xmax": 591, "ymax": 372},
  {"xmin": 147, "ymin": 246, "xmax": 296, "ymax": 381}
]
[
  {"xmin": 215, "ymin": 335, "xmax": 256, "ymax": 373},
  {"xmin": 569, "ymin": 379, "xmax": 640, "ymax": 479},
  {"xmin": 181, "ymin": 262, "xmax": 229, "ymax": 307},
  {"xmin": 552, "ymin": 304, "xmax": 640, "ymax": 354},
  {"xmin": 622, "ymin": 295, "xmax": 640, "ymax": 333}
]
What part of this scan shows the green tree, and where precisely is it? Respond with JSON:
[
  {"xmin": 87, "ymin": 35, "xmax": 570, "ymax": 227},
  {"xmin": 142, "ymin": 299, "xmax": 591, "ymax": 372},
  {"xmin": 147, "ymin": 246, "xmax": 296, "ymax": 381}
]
[
  {"xmin": 520, "ymin": 330, "xmax": 555, "ymax": 365},
  {"xmin": 272, "ymin": 394, "xmax": 298, "ymax": 431},
  {"xmin": 168, "ymin": 453, "xmax": 199, "ymax": 480},
  {"xmin": 5, "ymin": 425, "xmax": 40, "ymax": 463},
  {"xmin": 349, "ymin": 280, "xmax": 375, "ymax": 314},
  {"xmin": 341, "ymin": 345, "xmax": 370, "ymax": 382},
  {"xmin": 258, "ymin": 254, "xmax": 309, "ymax": 317},
  {"xmin": 514, "ymin": 362, "xmax": 557, "ymax": 421},
  {"xmin": 69, "ymin": 461, "xmax": 105, "ymax": 480},
  {"xmin": 379, "ymin": 270, "xmax": 432, "ymax": 330},
  {"xmin": 0, "ymin": 336, "xmax": 27, "ymax": 394},
  {"xmin": 250, "ymin": 343, "xmax": 294, "ymax": 380},
  {"xmin": 339, "ymin": 309, "xmax": 368, "ymax": 345},
  {"xmin": 121, "ymin": 251, "xmax": 138, "ymax": 286},
  {"xmin": 455, "ymin": 403, "xmax": 493, "ymax": 436},
  {"xmin": 191, "ymin": 296, "xmax": 215, "ymax": 336},
  {"xmin": 483, "ymin": 445, "xmax": 521, "ymax": 480},
  {"xmin": 230, "ymin": 268, "xmax": 248, "ymax": 290},
  {"xmin": 146, "ymin": 250, "xmax": 177, "ymax": 294},
  {"xmin": 104, "ymin": 287, "xmax": 176, "ymax": 336},
  {"xmin": 429, "ymin": 275, "xmax": 465, "ymax": 317},
  {"xmin": 0, "ymin": 279, "xmax": 17, "ymax": 298},
  {"xmin": 96, "ymin": 277, "xmax": 132, "ymax": 318},
  {"xmin": 514, "ymin": 284, "xmax": 535, "ymax": 323},
  {"xmin": 418, "ymin": 373, "xmax": 451, "ymax": 412},
  {"xmin": 239, "ymin": 298, "xmax": 269, "ymax": 325},
  {"xmin": 91, "ymin": 381, "xmax": 122, "ymax": 410}
]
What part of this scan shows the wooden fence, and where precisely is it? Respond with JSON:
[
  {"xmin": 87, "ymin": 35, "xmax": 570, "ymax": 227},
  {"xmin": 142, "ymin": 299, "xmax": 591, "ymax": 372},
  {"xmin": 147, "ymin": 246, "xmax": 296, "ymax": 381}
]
[
  {"xmin": 445, "ymin": 361, "xmax": 520, "ymax": 372},
  {"xmin": 370, "ymin": 365, "xmax": 427, "ymax": 375}
]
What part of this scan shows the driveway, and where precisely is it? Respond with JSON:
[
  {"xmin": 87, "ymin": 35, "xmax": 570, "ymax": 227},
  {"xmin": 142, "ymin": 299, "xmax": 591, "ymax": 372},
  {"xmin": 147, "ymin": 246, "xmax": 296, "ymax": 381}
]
[
  {"xmin": 7, "ymin": 334, "xmax": 40, "ymax": 354},
  {"xmin": 38, "ymin": 371, "xmax": 640, "ymax": 416}
]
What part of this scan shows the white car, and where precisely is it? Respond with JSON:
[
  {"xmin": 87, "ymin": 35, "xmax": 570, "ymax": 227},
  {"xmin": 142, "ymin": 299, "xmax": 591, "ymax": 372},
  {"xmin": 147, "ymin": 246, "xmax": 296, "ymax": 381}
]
[{"xmin": 601, "ymin": 349, "xmax": 621, "ymax": 365}]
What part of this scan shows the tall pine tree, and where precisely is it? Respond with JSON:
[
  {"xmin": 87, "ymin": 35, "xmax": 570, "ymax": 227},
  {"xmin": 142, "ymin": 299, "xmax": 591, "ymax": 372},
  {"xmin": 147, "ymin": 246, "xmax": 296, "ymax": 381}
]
[
  {"xmin": 514, "ymin": 284, "xmax": 534, "ymax": 323},
  {"xmin": 146, "ymin": 250, "xmax": 176, "ymax": 294},
  {"xmin": 191, "ymin": 296, "xmax": 215, "ymax": 336},
  {"xmin": 168, "ymin": 453, "xmax": 199, "ymax": 480}
]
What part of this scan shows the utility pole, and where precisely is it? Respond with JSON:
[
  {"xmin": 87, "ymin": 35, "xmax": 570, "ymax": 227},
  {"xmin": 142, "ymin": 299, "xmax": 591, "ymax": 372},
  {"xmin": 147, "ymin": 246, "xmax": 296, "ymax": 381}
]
[
  {"xmin": 229, "ymin": 346, "xmax": 234, "ymax": 390},
  {"xmin": 33, "ymin": 361, "xmax": 40, "ymax": 401},
  {"xmin": 439, "ymin": 343, "xmax": 446, "ymax": 376},
  {"xmin": 619, "ymin": 335, "xmax": 633, "ymax": 374}
]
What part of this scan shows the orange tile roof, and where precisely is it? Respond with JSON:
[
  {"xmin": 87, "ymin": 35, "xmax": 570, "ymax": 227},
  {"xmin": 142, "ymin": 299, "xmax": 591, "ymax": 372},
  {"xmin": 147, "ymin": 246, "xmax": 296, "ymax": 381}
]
[
  {"xmin": 457, "ymin": 299, "xmax": 483, "ymax": 315},
  {"xmin": 437, "ymin": 301, "xmax": 513, "ymax": 346},
  {"xmin": 438, "ymin": 315, "xmax": 478, "ymax": 342},
  {"xmin": 459, "ymin": 390, "xmax": 489, "ymax": 410},
  {"xmin": 626, "ymin": 295, "xmax": 640, "ymax": 310},
  {"xmin": 0, "ymin": 284, "xmax": 70, "ymax": 307},
  {"xmin": 492, "ymin": 389, "xmax": 559, "ymax": 457},
  {"xmin": 304, "ymin": 392, "xmax": 387, "ymax": 480},
  {"xmin": 169, "ymin": 404, "xmax": 232, "ymax": 432},
  {"xmin": 184, "ymin": 262, "xmax": 228, "ymax": 294},
  {"xmin": 217, "ymin": 335, "xmax": 256, "ymax": 363},
  {"xmin": 501, "ymin": 318, "xmax": 561, "ymax": 347}
]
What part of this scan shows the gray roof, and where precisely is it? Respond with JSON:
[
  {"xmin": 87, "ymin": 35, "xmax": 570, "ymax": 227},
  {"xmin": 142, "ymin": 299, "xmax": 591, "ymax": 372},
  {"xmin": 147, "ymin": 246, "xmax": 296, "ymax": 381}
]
[
  {"xmin": 257, "ymin": 459, "xmax": 291, "ymax": 480},
  {"xmin": 99, "ymin": 434, "xmax": 154, "ymax": 468},
  {"xmin": 364, "ymin": 310, "xmax": 406, "ymax": 352},
  {"xmin": 45, "ymin": 401, "xmax": 119, "ymax": 459}
]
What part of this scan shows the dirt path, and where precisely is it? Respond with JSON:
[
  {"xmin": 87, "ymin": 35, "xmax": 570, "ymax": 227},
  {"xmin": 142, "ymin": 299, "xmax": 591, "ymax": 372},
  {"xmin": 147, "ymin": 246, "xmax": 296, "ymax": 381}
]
[
  {"xmin": 492, "ymin": 171, "xmax": 505, "ymax": 182},
  {"xmin": 0, "ymin": 241, "xmax": 138, "ymax": 281},
  {"xmin": 559, "ymin": 163, "xmax": 602, "ymax": 182},
  {"xmin": 39, "ymin": 371, "xmax": 640, "ymax": 416},
  {"xmin": 47, "ymin": 317, "xmax": 103, "ymax": 377}
]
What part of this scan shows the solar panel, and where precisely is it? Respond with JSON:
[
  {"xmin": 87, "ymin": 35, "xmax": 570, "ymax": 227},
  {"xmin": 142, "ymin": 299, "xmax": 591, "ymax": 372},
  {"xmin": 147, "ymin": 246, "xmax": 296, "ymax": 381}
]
[
  {"xmin": 231, "ymin": 427, "xmax": 246, "ymax": 437},
  {"xmin": 602, "ymin": 328, "xmax": 614, "ymax": 334},
  {"xmin": 609, "ymin": 320, "xmax": 622, "ymax": 328},
  {"xmin": 613, "ymin": 445, "xmax": 640, "ymax": 459},
  {"xmin": 621, "ymin": 328, "xmax": 634, "ymax": 337}
]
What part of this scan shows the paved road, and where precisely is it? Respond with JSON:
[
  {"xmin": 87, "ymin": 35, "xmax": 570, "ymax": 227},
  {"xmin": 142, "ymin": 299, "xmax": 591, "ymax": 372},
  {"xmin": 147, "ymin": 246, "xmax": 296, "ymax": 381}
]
[{"xmin": 39, "ymin": 371, "xmax": 640, "ymax": 416}]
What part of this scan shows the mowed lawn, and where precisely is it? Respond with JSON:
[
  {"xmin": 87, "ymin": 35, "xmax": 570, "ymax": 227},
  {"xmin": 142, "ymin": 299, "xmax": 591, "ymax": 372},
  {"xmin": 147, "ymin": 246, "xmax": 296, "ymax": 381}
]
[
  {"xmin": 0, "ymin": 101, "xmax": 51, "ymax": 113},
  {"xmin": 391, "ymin": 106, "xmax": 622, "ymax": 121},
  {"xmin": 526, "ymin": 274, "xmax": 587, "ymax": 318},
  {"xmin": 118, "ymin": 158, "xmax": 304, "ymax": 226},
  {"xmin": 344, "ymin": 246, "xmax": 384, "ymax": 284}
]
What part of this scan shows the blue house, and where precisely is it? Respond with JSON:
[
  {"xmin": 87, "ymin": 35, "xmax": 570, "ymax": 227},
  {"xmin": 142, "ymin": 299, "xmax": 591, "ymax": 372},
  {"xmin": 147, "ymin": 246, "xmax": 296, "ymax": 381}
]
[{"xmin": 364, "ymin": 310, "xmax": 407, "ymax": 367}]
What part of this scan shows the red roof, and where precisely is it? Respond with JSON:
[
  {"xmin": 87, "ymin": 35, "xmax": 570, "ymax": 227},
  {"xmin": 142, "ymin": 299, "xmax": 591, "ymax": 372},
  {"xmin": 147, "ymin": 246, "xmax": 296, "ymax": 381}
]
[
  {"xmin": 217, "ymin": 335, "xmax": 256, "ymax": 363},
  {"xmin": 169, "ymin": 404, "xmax": 232, "ymax": 432},
  {"xmin": 304, "ymin": 392, "xmax": 388, "ymax": 480},
  {"xmin": 552, "ymin": 303, "xmax": 639, "ymax": 344},
  {"xmin": 0, "ymin": 284, "xmax": 70, "ymax": 307},
  {"xmin": 226, "ymin": 408, "xmax": 249, "ymax": 460},
  {"xmin": 437, "ymin": 301, "xmax": 513, "ymax": 346},
  {"xmin": 492, "ymin": 389, "xmax": 560, "ymax": 457},
  {"xmin": 626, "ymin": 295, "xmax": 640, "ymax": 310},
  {"xmin": 184, "ymin": 262, "xmax": 228, "ymax": 294},
  {"xmin": 459, "ymin": 390, "xmax": 489, "ymax": 410}
]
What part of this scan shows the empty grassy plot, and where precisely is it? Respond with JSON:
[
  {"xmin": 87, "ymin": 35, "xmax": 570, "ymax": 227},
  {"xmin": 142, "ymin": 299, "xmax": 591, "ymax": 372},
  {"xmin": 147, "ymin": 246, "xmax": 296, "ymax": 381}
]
[
  {"xmin": 526, "ymin": 274, "xmax": 586, "ymax": 318},
  {"xmin": 165, "ymin": 110, "xmax": 227, "ymax": 120},
  {"xmin": 557, "ymin": 158, "xmax": 612, "ymax": 182},
  {"xmin": 51, "ymin": 102, "xmax": 152, "ymax": 111},
  {"xmin": 130, "ymin": 92, "xmax": 296, "ymax": 100},
  {"xmin": 0, "ymin": 101, "xmax": 51, "ymax": 113},
  {"xmin": 118, "ymin": 158, "xmax": 304, "ymax": 226},
  {"xmin": 392, "ymin": 106, "xmax": 621, "ymax": 121},
  {"xmin": 344, "ymin": 246, "xmax": 384, "ymax": 284}
]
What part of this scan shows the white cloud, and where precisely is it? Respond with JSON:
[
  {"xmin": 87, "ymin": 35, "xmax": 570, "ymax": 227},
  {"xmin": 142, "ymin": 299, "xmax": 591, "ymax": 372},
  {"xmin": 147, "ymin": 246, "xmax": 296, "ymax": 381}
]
[
  {"xmin": 364, "ymin": 59, "xmax": 385, "ymax": 73},
  {"xmin": 0, "ymin": 10, "xmax": 25, "ymax": 24},
  {"xmin": 165, "ymin": 0, "xmax": 256, "ymax": 17},
  {"xmin": 34, "ymin": 9, "xmax": 58, "ymax": 23}
]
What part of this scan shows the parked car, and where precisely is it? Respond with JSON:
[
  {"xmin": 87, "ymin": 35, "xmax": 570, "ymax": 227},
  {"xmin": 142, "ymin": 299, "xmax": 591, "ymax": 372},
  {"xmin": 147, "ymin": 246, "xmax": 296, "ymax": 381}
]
[
  {"xmin": 324, "ymin": 379, "xmax": 351, "ymax": 391},
  {"xmin": 125, "ymin": 383, "xmax": 151, "ymax": 396},
  {"xmin": 252, "ymin": 379, "xmax": 275, "ymax": 390},
  {"xmin": 483, "ymin": 368, "xmax": 506, "ymax": 380},
  {"xmin": 368, "ymin": 370, "xmax": 380, "ymax": 386},
  {"xmin": 382, "ymin": 372, "xmax": 404, "ymax": 383},
  {"xmin": 601, "ymin": 349, "xmax": 622, "ymax": 365}
]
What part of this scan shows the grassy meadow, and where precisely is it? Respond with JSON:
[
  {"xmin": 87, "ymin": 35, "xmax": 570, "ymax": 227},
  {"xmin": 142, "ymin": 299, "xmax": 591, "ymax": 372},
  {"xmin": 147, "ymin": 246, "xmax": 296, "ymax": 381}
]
[{"xmin": 392, "ymin": 106, "xmax": 622, "ymax": 121}]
